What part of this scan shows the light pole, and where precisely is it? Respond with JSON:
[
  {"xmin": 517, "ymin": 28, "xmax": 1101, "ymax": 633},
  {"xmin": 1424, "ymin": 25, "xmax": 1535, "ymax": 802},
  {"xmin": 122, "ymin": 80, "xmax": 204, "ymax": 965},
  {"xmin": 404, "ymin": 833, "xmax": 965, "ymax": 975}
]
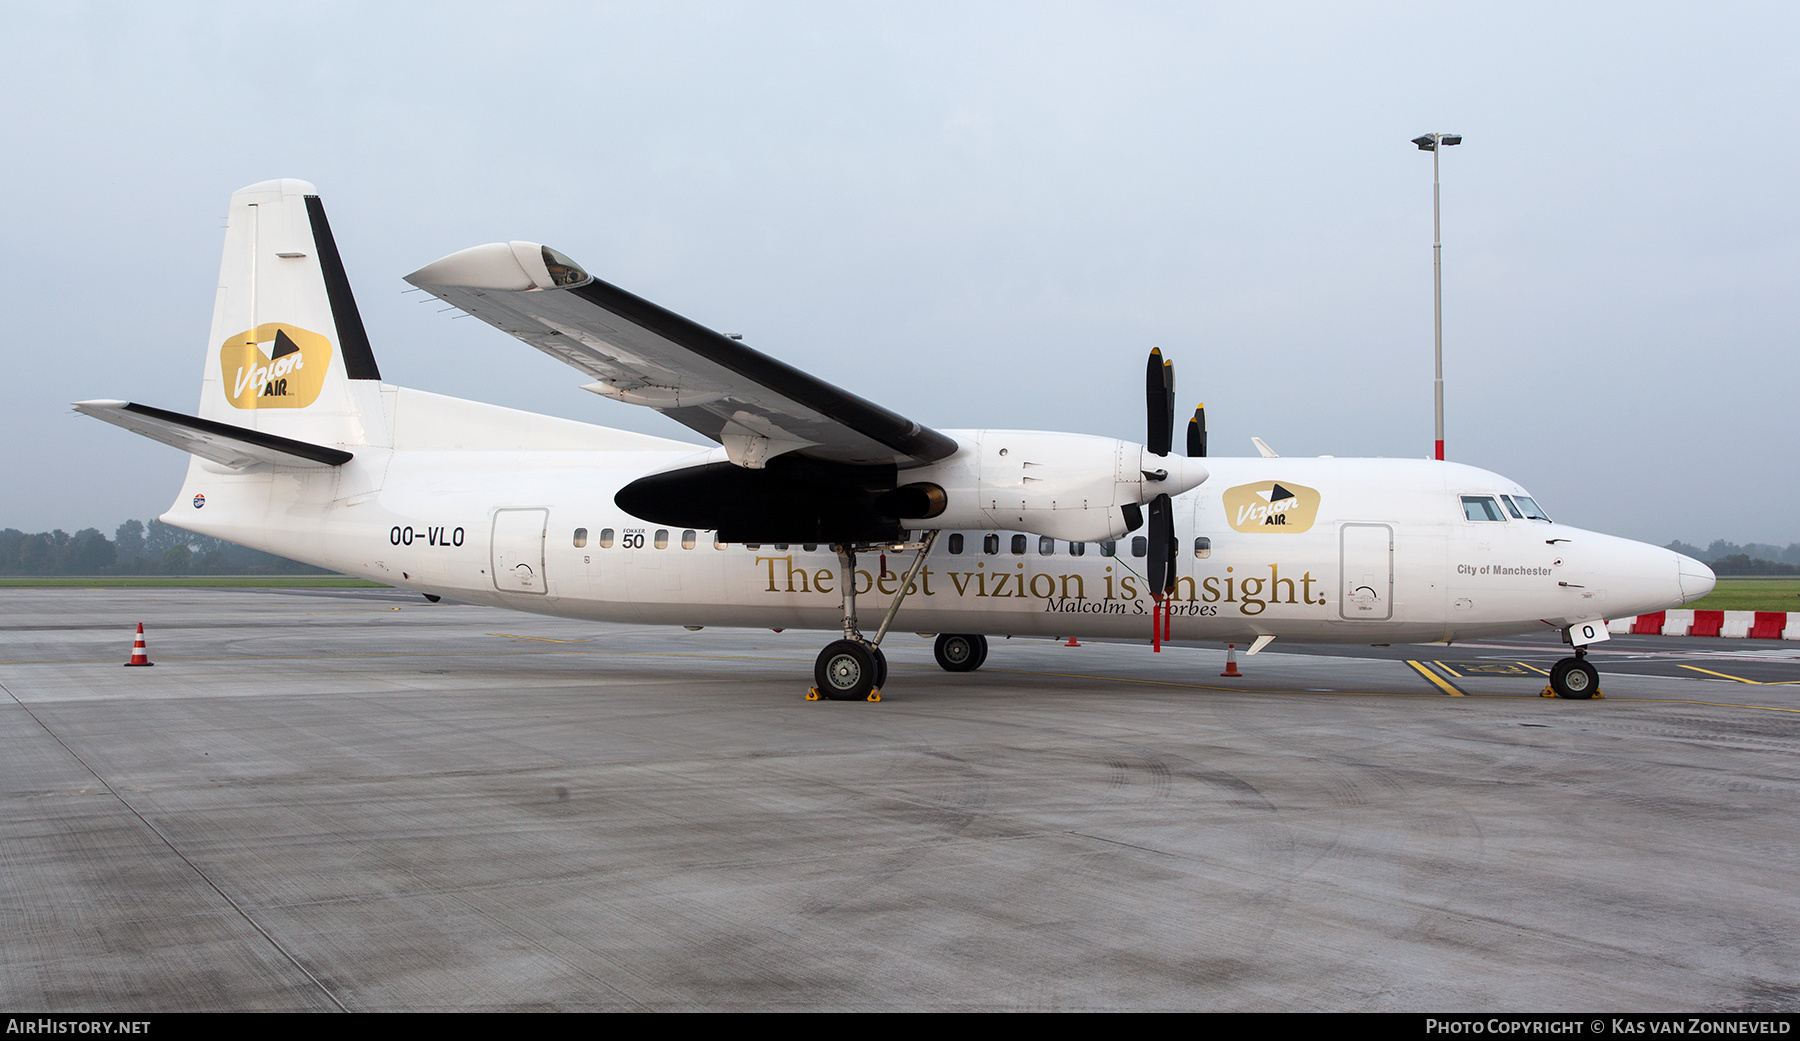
[{"xmin": 1412, "ymin": 132, "xmax": 1461, "ymax": 461}]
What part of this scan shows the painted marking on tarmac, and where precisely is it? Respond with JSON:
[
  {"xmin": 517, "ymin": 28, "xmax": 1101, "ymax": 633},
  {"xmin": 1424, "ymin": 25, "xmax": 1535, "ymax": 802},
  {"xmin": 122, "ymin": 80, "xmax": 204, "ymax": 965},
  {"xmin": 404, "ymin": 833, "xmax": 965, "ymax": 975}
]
[
  {"xmin": 1676, "ymin": 664, "xmax": 1800, "ymax": 685},
  {"xmin": 1434, "ymin": 661, "xmax": 1538, "ymax": 678},
  {"xmin": 1408, "ymin": 660, "xmax": 1466, "ymax": 696},
  {"xmin": 490, "ymin": 633, "xmax": 593, "ymax": 644}
]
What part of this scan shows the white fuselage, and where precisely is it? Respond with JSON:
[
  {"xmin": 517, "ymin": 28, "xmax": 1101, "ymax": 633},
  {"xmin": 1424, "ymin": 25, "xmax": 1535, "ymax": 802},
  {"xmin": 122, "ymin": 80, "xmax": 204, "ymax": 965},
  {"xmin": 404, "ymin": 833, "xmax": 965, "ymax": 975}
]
[{"xmin": 164, "ymin": 385, "xmax": 1702, "ymax": 646}]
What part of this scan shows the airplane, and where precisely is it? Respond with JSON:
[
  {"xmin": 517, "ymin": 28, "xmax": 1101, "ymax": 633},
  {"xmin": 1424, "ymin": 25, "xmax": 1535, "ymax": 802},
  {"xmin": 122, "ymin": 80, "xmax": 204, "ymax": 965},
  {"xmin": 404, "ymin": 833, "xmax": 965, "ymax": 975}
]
[{"xmin": 76, "ymin": 179, "xmax": 1717, "ymax": 702}]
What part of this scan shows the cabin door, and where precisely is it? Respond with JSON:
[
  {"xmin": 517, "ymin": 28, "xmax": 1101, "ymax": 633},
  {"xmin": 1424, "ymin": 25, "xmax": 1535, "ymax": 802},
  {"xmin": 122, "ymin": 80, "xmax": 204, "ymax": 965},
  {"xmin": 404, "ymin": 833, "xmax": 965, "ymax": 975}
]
[
  {"xmin": 1339, "ymin": 522, "xmax": 1392, "ymax": 621},
  {"xmin": 491, "ymin": 508, "xmax": 548, "ymax": 594}
]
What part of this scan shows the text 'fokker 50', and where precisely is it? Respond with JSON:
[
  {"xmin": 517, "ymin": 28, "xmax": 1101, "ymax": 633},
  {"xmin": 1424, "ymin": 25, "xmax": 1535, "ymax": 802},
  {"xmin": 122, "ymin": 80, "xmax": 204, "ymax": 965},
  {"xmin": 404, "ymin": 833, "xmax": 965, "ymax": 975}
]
[{"xmin": 79, "ymin": 180, "xmax": 1715, "ymax": 700}]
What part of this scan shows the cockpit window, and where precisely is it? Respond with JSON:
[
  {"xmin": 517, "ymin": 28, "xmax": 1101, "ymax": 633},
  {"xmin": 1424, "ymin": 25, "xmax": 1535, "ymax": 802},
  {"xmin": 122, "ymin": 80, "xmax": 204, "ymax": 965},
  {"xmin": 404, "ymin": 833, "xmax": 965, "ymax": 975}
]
[
  {"xmin": 1461, "ymin": 495, "xmax": 1505, "ymax": 522},
  {"xmin": 1497, "ymin": 495, "xmax": 1525, "ymax": 520},
  {"xmin": 1511, "ymin": 495, "xmax": 1552, "ymax": 521}
]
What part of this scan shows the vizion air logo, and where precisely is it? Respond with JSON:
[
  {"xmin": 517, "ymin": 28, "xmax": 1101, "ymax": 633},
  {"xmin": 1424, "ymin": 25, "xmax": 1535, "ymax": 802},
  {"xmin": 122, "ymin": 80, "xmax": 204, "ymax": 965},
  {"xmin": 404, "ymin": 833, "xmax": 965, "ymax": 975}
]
[
  {"xmin": 218, "ymin": 324, "xmax": 333, "ymax": 409},
  {"xmin": 1222, "ymin": 481, "xmax": 1321, "ymax": 533}
]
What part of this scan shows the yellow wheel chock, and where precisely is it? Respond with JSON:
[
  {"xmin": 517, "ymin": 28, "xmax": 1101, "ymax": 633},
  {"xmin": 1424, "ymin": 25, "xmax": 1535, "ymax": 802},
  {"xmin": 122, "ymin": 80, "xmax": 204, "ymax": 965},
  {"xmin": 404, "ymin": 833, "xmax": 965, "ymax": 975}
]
[
  {"xmin": 1541, "ymin": 684, "xmax": 1606, "ymax": 700},
  {"xmin": 806, "ymin": 687, "xmax": 821, "ymax": 701}
]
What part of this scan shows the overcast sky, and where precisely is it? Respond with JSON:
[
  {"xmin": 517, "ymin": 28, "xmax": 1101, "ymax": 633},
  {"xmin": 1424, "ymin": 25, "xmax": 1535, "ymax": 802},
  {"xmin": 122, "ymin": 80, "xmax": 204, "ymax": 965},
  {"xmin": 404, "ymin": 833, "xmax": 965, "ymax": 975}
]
[{"xmin": 3, "ymin": 3, "xmax": 1794, "ymax": 545}]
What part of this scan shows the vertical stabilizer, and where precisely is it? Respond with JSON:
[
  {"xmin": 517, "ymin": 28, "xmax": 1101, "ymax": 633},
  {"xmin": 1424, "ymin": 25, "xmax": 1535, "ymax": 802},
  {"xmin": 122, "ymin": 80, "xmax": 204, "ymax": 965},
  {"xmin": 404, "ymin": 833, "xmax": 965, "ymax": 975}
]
[{"xmin": 199, "ymin": 179, "xmax": 388, "ymax": 447}]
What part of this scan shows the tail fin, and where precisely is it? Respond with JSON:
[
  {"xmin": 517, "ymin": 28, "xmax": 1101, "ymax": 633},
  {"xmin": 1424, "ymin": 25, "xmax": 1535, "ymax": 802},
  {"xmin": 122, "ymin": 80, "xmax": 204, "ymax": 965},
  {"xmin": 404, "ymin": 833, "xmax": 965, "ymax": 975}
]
[{"xmin": 198, "ymin": 179, "xmax": 388, "ymax": 447}]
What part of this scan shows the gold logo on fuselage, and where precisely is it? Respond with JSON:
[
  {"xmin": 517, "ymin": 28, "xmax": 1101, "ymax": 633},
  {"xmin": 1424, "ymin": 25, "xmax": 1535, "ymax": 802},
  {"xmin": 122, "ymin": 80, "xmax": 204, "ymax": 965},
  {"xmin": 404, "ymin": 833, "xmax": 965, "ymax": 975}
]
[
  {"xmin": 1222, "ymin": 481, "xmax": 1320, "ymax": 533},
  {"xmin": 218, "ymin": 323, "xmax": 332, "ymax": 409}
]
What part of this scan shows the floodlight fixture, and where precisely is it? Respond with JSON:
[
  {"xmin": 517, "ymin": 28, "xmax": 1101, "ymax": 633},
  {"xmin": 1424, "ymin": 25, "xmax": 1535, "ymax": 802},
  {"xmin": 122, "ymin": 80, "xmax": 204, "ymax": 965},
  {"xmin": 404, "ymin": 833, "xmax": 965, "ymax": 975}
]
[{"xmin": 1411, "ymin": 132, "xmax": 1464, "ymax": 460}]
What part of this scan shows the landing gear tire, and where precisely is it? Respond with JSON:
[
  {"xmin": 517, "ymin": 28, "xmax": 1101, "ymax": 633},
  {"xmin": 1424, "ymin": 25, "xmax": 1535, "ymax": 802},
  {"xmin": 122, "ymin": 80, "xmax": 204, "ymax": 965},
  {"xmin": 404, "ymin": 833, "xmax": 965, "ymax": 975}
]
[
  {"xmin": 816, "ymin": 640, "xmax": 877, "ymax": 701},
  {"xmin": 1550, "ymin": 656, "xmax": 1600, "ymax": 699},
  {"xmin": 934, "ymin": 633, "xmax": 988, "ymax": 672},
  {"xmin": 872, "ymin": 646, "xmax": 888, "ymax": 691}
]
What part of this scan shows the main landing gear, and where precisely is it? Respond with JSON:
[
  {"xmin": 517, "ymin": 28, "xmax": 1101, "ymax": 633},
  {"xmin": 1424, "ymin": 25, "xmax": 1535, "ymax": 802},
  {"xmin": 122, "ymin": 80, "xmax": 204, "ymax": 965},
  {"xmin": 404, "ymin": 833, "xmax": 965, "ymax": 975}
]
[
  {"xmin": 1546, "ymin": 648, "xmax": 1602, "ymax": 699},
  {"xmin": 932, "ymin": 633, "xmax": 988, "ymax": 672},
  {"xmin": 809, "ymin": 532, "xmax": 938, "ymax": 702}
]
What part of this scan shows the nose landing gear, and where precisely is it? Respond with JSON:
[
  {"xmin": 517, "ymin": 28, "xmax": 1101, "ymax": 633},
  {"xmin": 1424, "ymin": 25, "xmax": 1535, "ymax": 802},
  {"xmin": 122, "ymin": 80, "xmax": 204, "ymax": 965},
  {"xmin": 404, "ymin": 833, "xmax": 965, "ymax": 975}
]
[{"xmin": 1546, "ymin": 646, "xmax": 1603, "ymax": 699}]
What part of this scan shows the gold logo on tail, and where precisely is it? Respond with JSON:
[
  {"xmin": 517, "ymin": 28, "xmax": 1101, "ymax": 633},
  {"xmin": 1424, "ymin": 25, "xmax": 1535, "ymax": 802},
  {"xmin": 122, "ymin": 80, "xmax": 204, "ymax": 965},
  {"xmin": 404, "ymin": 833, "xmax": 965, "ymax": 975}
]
[{"xmin": 218, "ymin": 324, "xmax": 332, "ymax": 409}]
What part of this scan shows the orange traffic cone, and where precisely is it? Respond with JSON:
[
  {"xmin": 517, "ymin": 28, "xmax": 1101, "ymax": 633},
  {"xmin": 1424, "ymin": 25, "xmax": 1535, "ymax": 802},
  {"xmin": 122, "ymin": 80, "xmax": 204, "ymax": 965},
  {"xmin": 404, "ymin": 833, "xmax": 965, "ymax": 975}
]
[
  {"xmin": 124, "ymin": 623, "xmax": 153, "ymax": 667},
  {"xmin": 1064, "ymin": 636, "xmax": 1081, "ymax": 647},
  {"xmin": 1219, "ymin": 643, "xmax": 1241, "ymax": 678}
]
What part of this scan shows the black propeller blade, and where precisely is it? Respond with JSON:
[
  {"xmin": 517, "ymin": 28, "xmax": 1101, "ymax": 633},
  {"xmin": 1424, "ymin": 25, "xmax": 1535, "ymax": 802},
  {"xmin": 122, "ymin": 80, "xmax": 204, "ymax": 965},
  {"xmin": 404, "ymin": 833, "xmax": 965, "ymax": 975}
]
[
  {"xmin": 1187, "ymin": 404, "xmax": 1206, "ymax": 458},
  {"xmin": 1146, "ymin": 348, "xmax": 1175, "ymax": 457},
  {"xmin": 1146, "ymin": 350, "xmax": 1182, "ymax": 613},
  {"xmin": 1147, "ymin": 492, "xmax": 1174, "ymax": 599}
]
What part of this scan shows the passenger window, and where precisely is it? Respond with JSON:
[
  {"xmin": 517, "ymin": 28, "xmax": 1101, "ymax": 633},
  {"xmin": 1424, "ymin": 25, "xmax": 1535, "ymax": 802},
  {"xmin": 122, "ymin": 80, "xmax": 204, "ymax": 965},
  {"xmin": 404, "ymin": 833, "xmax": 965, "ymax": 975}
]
[
  {"xmin": 1194, "ymin": 536, "xmax": 1211, "ymax": 559},
  {"xmin": 1039, "ymin": 536, "xmax": 1055, "ymax": 556},
  {"xmin": 1100, "ymin": 541, "xmax": 1117, "ymax": 557},
  {"xmin": 1461, "ymin": 496, "xmax": 1505, "ymax": 522},
  {"xmin": 774, "ymin": 544, "xmax": 789, "ymax": 551},
  {"xmin": 948, "ymin": 533, "xmax": 964, "ymax": 554},
  {"xmin": 713, "ymin": 534, "xmax": 727, "ymax": 550},
  {"xmin": 984, "ymin": 534, "xmax": 1000, "ymax": 555},
  {"xmin": 803, "ymin": 544, "xmax": 817, "ymax": 553},
  {"xmin": 1131, "ymin": 536, "xmax": 1148, "ymax": 557},
  {"xmin": 1069, "ymin": 541, "xmax": 1086, "ymax": 557},
  {"xmin": 573, "ymin": 527, "xmax": 588, "ymax": 548},
  {"xmin": 745, "ymin": 543, "xmax": 761, "ymax": 551},
  {"xmin": 681, "ymin": 530, "xmax": 696, "ymax": 550},
  {"xmin": 1011, "ymin": 534, "xmax": 1027, "ymax": 555},
  {"xmin": 654, "ymin": 529, "xmax": 670, "ymax": 549},
  {"xmin": 598, "ymin": 528, "xmax": 615, "ymax": 549}
]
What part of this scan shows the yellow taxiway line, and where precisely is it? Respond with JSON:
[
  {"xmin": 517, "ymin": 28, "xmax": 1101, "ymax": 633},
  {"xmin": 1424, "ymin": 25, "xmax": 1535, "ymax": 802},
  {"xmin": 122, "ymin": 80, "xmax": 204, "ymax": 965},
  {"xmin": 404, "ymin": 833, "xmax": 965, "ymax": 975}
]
[{"xmin": 1407, "ymin": 660, "xmax": 1466, "ymax": 696}]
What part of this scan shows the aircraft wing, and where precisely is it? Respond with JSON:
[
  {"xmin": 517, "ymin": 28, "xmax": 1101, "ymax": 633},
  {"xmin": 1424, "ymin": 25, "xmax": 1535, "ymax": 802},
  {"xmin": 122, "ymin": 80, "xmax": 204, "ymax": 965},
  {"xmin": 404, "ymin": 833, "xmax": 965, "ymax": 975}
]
[
  {"xmin": 73, "ymin": 400, "xmax": 353, "ymax": 469},
  {"xmin": 404, "ymin": 242, "xmax": 957, "ymax": 469}
]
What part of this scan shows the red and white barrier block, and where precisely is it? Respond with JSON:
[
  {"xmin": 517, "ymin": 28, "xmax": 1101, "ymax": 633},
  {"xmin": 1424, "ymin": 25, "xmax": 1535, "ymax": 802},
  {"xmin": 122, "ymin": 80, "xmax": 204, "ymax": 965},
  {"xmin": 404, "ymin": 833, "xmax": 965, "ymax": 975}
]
[{"xmin": 1607, "ymin": 611, "xmax": 1799, "ymax": 639}]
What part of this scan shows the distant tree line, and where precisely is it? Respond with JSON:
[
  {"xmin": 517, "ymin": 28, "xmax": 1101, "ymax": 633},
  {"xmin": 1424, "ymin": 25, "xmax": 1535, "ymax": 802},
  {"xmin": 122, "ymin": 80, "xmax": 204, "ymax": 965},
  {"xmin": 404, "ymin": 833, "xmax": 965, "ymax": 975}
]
[
  {"xmin": 0, "ymin": 520, "xmax": 331, "ymax": 575},
  {"xmin": 1664, "ymin": 540, "xmax": 1800, "ymax": 576}
]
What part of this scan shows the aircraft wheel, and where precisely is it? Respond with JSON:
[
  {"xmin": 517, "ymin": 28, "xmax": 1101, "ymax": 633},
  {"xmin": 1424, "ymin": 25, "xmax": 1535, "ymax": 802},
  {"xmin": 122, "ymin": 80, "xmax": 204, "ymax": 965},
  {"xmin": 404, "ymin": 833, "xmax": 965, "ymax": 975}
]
[
  {"xmin": 815, "ymin": 640, "xmax": 877, "ymax": 701},
  {"xmin": 934, "ymin": 633, "xmax": 986, "ymax": 672},
  {"xmin": 1550, "ymin": 657, "xmax": 1599, "ymax": 699},
  {"xmin": 872, "ymin": 646, "xmax": 889, "ymax": 691}
]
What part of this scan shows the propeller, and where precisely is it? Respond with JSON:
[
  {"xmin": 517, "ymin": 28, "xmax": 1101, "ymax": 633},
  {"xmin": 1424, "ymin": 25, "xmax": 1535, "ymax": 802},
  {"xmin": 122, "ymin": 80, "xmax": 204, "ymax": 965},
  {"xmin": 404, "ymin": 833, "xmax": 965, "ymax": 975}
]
[
  {"xmin": 1146, "ymin": 349, "xmax": 1176, "ymax": 456},
  {"xmin": 1143, "ymin": 350, "xmax": 1185, "ymax": 613}
]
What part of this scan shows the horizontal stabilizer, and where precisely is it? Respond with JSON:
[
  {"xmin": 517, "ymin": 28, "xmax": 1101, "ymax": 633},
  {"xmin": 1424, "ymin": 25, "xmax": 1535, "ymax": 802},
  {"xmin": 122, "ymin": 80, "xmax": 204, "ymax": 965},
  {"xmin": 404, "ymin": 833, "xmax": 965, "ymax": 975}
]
[{"xmin": 73, "ymin": 400, "xmax": 353, "ymax": 469}]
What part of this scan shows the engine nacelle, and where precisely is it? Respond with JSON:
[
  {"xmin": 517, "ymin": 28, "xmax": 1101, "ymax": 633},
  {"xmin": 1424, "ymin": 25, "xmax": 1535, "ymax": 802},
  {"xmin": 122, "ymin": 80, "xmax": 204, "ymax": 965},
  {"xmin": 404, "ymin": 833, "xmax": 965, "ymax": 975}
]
[{"xmin": 896, "ymin": 430, "xmax": 1208, "ymax": 543}]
